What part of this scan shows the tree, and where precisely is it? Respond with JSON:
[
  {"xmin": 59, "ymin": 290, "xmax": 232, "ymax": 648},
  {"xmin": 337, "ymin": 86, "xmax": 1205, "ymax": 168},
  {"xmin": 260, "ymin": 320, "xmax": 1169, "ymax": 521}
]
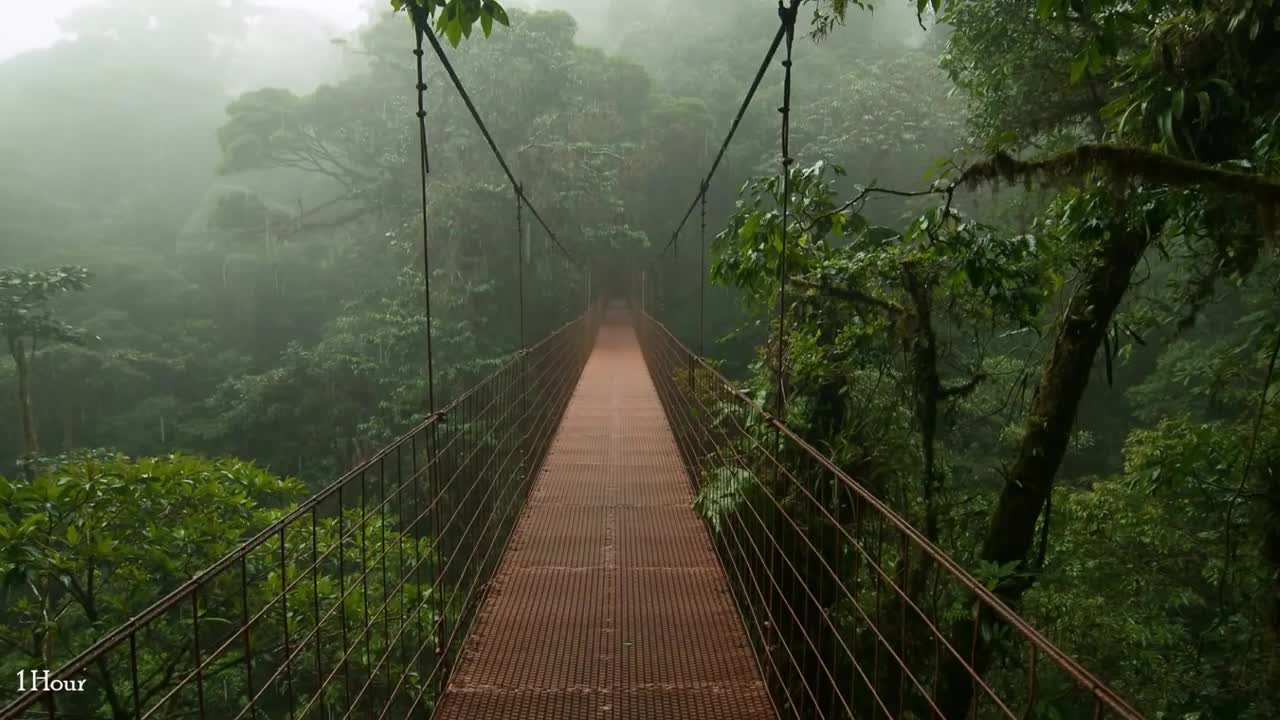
[
  {"xmin": 0, "ymin": 267, "xmax": 91, "ymax": 458},
  {"xmin": 200, "ymin": 5, "xmax": 661, "ymax": 478},
  {"xmin": 704, "ymin": 0, "xmax": 1280, "ymax": 715},
  {"xmin": 0, "ymin": 452, "xmax": 302, "ymax": 712},
  {"xmin": 928, "ymin": 4, "xmax": 1280, "ymax": 711},
  {"xmin": 0, "ymin": 451, "xmax": 433, "ymax": 717}
]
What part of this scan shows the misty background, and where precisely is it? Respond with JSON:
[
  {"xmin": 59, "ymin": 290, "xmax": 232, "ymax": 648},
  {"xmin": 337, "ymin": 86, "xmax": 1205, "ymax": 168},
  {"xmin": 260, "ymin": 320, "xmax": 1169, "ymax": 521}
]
[{"xmin": 0, "ymin": 0, "xmax": 942, "ymax": 471}]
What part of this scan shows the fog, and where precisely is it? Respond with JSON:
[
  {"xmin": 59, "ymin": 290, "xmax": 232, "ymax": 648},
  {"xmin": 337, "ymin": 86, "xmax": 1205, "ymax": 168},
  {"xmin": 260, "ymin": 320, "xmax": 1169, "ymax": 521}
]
[
  {"xmin": 0, "ymin": 0, "xmax": 946, "ymax": 468},
  {"xmin": 0, "ymin": 0, "xmax": 373, "ymax": 62},
  {"xmin": 4, "ymin": 2, "xmax": 1279, "ymax": 718}
]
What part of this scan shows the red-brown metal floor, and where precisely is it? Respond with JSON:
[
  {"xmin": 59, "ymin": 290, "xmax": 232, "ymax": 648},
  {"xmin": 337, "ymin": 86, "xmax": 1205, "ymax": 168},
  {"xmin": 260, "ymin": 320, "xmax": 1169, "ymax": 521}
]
[{"xmin": 433, "ymin": 312, "xmax": 774, "ymax": 719}]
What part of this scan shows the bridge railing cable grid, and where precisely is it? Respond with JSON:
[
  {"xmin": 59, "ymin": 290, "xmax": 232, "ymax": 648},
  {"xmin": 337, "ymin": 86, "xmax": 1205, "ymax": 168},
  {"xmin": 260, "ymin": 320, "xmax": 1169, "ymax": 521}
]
[
  {"xmin": 635, "ymin": 308, "xmax": 1145, "ymax": 720},
  {"xmin": 0, "ymin": 309, "xmax": 602, "ymax": 720}
]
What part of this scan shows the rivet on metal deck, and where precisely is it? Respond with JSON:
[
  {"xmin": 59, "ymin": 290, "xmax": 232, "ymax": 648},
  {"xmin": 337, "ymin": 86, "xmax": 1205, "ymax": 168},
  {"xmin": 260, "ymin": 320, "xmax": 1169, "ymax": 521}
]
[{"xmin": 433, "ymin": 312, "xmax": 774, "ymax": 720}]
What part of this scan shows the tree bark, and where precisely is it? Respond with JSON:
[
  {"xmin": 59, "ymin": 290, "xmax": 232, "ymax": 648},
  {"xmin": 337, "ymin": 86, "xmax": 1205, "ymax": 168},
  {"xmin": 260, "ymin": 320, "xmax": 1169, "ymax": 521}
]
[
  {"xmin": 1265, "ymin": 452, "xmax": 1280, "ymax": 716},
  {"xmin": 8, "ymin": 336, "xmax": 39, "ymax": 457},
  {"xmin": 793, "ymin": 300, "xmax": 849, "ymax": 715},
  {"xmin": 901, "ymin": 264, "xmax": 942, "ymax": 543},
  {"xmin": 1251, "ymin": 329, "xmax": 1280, "ymax": 715},
  {"xmin": 938, "ymin": 221, "xmax": 1153, "ymax": 718}
]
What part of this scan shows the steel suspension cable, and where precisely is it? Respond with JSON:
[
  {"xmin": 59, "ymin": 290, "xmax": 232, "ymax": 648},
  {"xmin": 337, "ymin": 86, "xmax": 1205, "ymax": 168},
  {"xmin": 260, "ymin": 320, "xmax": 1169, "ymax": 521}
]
[
  {"xmin": 776, "ymin": 0, "xmax": 799, "ymax": 420},
  {"xmin": 698, "ymin": 180, "xmax": 708, "ymax": 357},
  {"xmin": 420, "ymin": 27, "xmax": 579, "ymax": 268},
  {"xmin": 408, "ymin": 7, "xmax": 452, "ymax": 687},
  {"xmin": 656, "ymin": 21, "xmax": 789, "ymax": 258},
  {"xmin": 515, "ymin": 183, "xmax": 526, "ymax": 354},
  {"xmin": 515, "ymin": 182, "xmax": 529, "ymax": 442},
  {"xmin": 646, "ymin": 4, "xmax": 794, "ymax": 368},
  {"xmin": 411, "ymin": 10, "xmax": 437, "ymax": 416},
  {"xmin": 764, "ymin": 3, "xmax": 800, "ymax": 677}
]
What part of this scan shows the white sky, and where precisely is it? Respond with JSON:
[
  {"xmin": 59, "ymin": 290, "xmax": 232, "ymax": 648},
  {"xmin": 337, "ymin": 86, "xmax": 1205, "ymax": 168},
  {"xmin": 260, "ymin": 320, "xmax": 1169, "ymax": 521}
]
[{"xmin": 0, "ymin": 0, "xmax": 381, "ymax": 61}]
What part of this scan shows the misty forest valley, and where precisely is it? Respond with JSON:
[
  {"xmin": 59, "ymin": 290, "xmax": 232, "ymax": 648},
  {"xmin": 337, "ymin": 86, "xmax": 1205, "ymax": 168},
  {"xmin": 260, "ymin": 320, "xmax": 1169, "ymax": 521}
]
[{"xmin": 2, "ymin": 1, "xmax": 1280, "ymax": 719}]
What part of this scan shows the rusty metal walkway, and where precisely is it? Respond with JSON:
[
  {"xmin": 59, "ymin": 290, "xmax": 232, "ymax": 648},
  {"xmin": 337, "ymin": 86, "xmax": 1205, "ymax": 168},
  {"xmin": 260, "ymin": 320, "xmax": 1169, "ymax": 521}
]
[
  {"xmin": 434, "ymin": 311, "xmax": 774, "ymax": 719},
  {"xmin": 0, "ymin": 306, "xmax": 1148, "ymax": 720}
]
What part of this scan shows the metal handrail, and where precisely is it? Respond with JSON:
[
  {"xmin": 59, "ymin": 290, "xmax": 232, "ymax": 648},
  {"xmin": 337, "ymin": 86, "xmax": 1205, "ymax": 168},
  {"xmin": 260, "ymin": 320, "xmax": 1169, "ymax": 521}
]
[
  {"xmin": 0, "ymin": 306, "xmax": 602, "ymax": 720},
  {"xmin": 635, "ymin": 307, "xmax": 1143, "ymax": 720}
]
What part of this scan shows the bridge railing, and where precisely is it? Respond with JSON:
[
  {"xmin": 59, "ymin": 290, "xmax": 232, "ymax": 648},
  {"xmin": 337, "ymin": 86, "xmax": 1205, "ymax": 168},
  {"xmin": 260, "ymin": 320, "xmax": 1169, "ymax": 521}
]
[
  {"xmin": 635, "ymin": 309, "xmax": 1143, "ymax": 720},
  {"xmin": 0, "ymin": 307, "xmax": 600, "ymax": 720}
]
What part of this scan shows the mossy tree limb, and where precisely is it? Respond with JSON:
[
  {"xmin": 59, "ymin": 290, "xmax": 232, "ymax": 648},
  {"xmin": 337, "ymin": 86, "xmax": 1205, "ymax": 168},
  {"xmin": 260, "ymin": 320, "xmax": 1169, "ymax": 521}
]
[
  {"xmin": 939, "ymin": 218, "xmax": 1157, "ymax": 717},
  {"xmin": 958, "ymin": 144, "xmax": 1280, "ymax": 207}
]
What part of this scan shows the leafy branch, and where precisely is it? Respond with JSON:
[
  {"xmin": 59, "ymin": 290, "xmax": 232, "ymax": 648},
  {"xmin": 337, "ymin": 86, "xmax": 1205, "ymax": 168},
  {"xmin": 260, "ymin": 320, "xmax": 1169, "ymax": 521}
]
[
  {"xmin": 390, "ymin": 0, "xmax": 511, "ymax": 46},
  {"xmin": 956, "ymin": 144, "xmax": 1280, "ymax": 206}
]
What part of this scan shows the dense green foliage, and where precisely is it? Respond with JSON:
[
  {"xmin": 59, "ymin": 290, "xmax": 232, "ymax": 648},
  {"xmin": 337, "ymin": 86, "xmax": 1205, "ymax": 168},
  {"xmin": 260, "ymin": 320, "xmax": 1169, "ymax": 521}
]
[
  {"xmin": 0, "ymin": 452, "xmax": 431, "ymax": 715},
  {"xmin": 2, "ymin": 267, "xmax": 92, "ymax": 458},
  {"xmin": 697, "ymin": 0, "xmax": 1280, "ymax": 716}
]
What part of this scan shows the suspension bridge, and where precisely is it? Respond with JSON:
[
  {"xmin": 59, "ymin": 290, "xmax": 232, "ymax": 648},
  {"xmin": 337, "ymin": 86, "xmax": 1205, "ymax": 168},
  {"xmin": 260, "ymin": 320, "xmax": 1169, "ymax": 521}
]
[{"xmin": 2, "ymin": 3, "xmax": 1146, "ymax": 720}]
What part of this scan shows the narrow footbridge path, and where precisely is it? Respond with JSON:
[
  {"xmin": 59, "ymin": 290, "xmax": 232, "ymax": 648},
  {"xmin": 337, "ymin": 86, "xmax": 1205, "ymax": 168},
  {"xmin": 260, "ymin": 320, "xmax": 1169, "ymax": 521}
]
[
  {"xmin": 0, "ymin": 305, "xmax": 1146, "ymax": 720},
  {"xmin": 435, "ymin": 310, "xmax": 772, "ymax": 719}
]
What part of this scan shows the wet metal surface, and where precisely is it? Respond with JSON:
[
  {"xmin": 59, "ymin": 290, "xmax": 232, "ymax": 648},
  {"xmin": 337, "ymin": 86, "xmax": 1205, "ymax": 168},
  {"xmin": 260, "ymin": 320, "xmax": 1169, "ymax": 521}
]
[{"xmin": 434, "ymin": 311, "xmax": 773, "ymax": 719}]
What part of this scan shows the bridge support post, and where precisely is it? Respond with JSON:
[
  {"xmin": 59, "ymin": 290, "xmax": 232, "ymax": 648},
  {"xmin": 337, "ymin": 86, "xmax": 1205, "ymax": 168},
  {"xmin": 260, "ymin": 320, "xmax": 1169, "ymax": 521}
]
[{"xmin": 688, "ymin": 349, "xmax": 696, "ymax": 394}]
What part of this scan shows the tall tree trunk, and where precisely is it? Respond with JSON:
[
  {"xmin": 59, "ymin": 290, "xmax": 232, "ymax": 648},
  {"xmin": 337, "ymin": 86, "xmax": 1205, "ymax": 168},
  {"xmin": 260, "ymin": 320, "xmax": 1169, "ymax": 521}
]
[
  {"xmin": 1253, "ymin": 330, "xmax": 1280, "ymax": 714},
  {"xmin": 896, "ymin": 265, "xmax": 946, "ymax": 718},
  {"xmin": 901, "ymin": 264, "xmax": 942, "ymax": 543},
  {"xmin": 1265, "ymin": 451, "xmax": 1280, "ymax": 715},
  {"xmin": 792, "ymin": 302, "xmax": 848, "ymax": 716},
  {"xmin": 8, "ymin": 336, "xmax": 39, "ymax": 457},
  {"xmin": 938, "ymin": 222, "xmax": 1153, "ymax": 718}
]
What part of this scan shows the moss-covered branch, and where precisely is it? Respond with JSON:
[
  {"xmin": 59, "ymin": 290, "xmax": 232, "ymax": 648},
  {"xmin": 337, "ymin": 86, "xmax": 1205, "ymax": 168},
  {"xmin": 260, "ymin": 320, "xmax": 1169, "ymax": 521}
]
[
  {"xmin": 790, "ymin": 277, "xmax": 904, "ymax": 315},
  {"xmin": 957, "ymin": 144, "xmax": 1280, "ymax": 205}
]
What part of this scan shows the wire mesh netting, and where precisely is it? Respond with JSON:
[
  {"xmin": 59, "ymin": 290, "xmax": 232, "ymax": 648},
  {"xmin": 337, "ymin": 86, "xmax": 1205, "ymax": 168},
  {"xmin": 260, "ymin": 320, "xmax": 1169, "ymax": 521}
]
[
  {"xmin": 432, "ymin": 307, "xmax": 775, "ymax": 720},
  {"xmin": 0, "ymin": 308, "xmax": 600, "ymax": 720},
  {"xmin": 635, "ymin": 310, "xmax": 1143, "ymax": 720}
]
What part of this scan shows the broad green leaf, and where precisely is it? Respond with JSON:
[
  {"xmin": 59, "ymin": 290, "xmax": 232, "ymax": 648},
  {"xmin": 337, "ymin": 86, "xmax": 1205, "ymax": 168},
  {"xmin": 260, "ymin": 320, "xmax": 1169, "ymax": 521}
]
[
  {"xmin": 1159, "ymin": 107, "xmax": 1175, "ymax": 147},
  {"xmin": 1070, "ymin": 49, "xmax": 1089, "ymax": 84},
  {"xmin": 845, "ymin": 212, "xmax": 868, "ymax": 235},
  {"xmin": 1116, "ymin": 100, "xmax": 1141, "ymax": 138},
  {"xmin": 444, "ymin": 16, "xmax": 463, "ymax": 46}
]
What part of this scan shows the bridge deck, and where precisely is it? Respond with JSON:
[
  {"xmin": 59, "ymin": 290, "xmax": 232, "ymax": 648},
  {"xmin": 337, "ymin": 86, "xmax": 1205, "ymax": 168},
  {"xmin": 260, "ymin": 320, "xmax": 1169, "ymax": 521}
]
[{"xmin": 434, "ymin": 312, "xmax": 773, "ymax": 719}]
